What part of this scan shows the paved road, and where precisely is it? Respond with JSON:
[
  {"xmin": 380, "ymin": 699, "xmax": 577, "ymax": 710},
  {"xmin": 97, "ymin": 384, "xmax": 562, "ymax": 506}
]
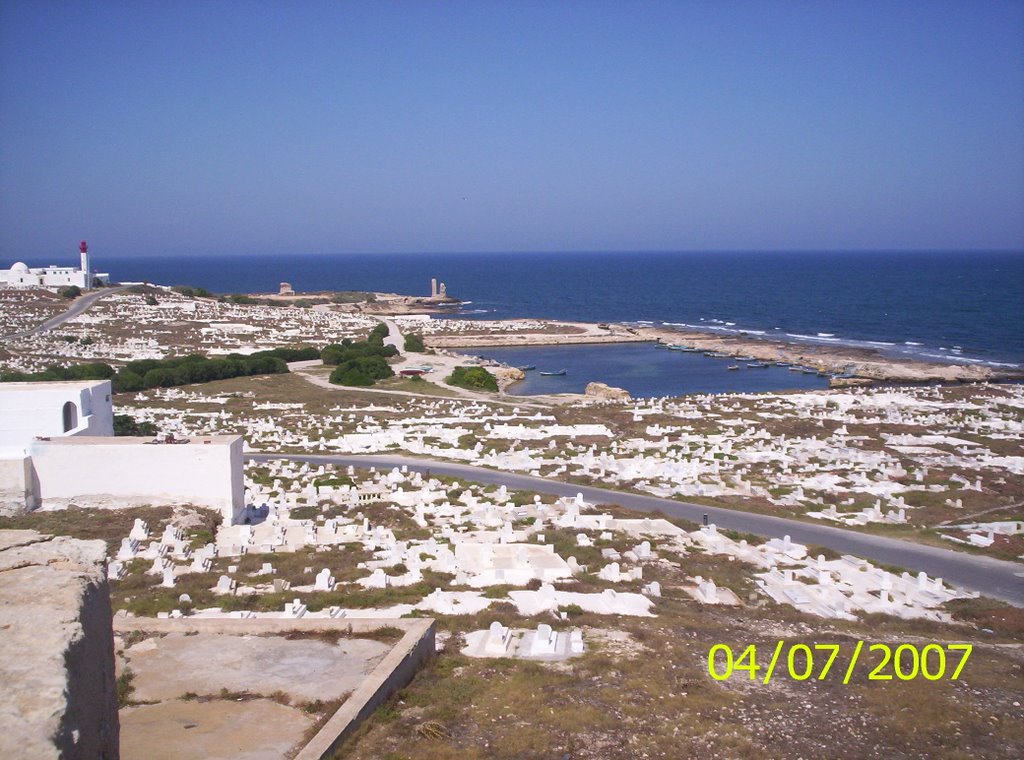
[
  {"xmin": 250, "ymin": 452, "xmax": 1024, "ymax": 606},
  {"xmin": 1, "ymin": 285, "xmax": 127, "ymax": 341}
]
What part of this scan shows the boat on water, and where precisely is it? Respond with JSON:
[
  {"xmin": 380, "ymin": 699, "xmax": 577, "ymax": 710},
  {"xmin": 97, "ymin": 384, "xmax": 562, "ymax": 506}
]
[
  {"xmin": 801, "ymin": 367, "xmax": 818, "ymax": 374},
  {"xmin": 539, "ymin": 369, "xmax": 567, "ymax": 376},
  {"xmin": 679, "ymin": 346, "xmax": 701, "ymax": 352},
  {"xmin": 736, "ymin": 356, "xmax": 756, "ymax": 362},
  {"xmin": 788, "ymin": 366, "xmax": 802, "ymax": 372},
  {"xmin": 774, "ymin": 361, "xmax": 790, "ymax": 367},
  {"xmin": 727, "ymin": 365, "xmax": 740, "ymax": 371},
  {"xmin": 518, "ymin": 365, "xmax": 536, "ymax": 371},
  {"xmin": 746, "ymin": 362, "xmax": 769, "ymax": 368}
]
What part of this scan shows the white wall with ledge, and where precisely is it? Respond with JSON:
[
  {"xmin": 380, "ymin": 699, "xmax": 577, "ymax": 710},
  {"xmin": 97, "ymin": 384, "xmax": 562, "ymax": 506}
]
[
  {"xmin": 28, "ymin": 435, "xmax": 245, "ymax": 524},
  {"xmin": 0, "ymin": 380, "xmax": 114, "ymax": 457}
]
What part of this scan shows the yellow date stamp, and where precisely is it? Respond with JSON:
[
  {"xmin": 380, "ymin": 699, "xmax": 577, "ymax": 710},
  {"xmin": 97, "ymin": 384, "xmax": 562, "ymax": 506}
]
[{"xmin": 708, "ymin": 642, "xmax": 972, "ymax": 684}]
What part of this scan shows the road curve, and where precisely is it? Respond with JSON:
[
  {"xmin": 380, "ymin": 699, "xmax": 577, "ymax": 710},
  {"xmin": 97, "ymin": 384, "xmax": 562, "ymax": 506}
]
[
  {"xmin": 249, "ymin": 452, "xmax": 1024, "ymax": 606},
  {"xmin": 1, "ymin": 285, "xmax": 127, "ymax": 341}
]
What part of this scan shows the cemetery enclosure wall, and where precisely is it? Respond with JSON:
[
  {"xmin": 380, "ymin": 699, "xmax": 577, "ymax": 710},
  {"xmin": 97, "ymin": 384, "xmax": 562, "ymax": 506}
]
[{"xmin": 28, "ymin": 435, "xmax": 244, "ymax": 523}]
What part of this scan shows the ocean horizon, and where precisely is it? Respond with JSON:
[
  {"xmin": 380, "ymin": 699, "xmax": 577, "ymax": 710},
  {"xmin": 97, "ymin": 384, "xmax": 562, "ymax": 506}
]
[{"xmin": 9, "ymin": 250, "xmax": 1023, "ymax": 368}]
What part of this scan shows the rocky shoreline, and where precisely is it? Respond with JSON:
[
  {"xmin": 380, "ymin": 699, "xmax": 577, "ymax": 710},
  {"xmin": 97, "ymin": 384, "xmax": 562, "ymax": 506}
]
[
  {"xmin": 427, "ymin": 318, "xmax": 1022, "ymax": 387},
  {"xmin": 636, "ymin": 325, "xmax": 1023, "ymax": 385}
]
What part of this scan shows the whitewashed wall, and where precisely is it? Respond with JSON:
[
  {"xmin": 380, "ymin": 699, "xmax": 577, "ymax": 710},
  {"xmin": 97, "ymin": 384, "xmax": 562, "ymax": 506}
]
[
  {"xmin": 0, "ymin": 380, "xmax": 114, "ymax": 456},
  {"xmin": 28, "ymin": 435, "xmax": 244, "ymax": 523}
]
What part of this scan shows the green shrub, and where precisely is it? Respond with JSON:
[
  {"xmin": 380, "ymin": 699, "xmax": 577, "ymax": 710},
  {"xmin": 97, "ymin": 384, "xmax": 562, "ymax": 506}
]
[
  {"xmin": 329, "ymin": 365, "xmax": 374, "ymax": 386},
  {"xmin": 446, "ymin": 366, "xmax": 498, "ymax": 392},
  {"xmin": 404, "ymin": 333, "xmax": 426, "ymax": 352},
  {"xmin": 113, "ymin": 415, "xmax": 157, "ymax": 436}
]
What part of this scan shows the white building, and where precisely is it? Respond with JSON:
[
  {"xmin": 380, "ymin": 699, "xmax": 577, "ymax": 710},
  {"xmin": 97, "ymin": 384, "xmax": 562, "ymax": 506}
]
[
  {"xmin": 0, "ymin": 380, "xmax": 243, "ymax": 523},
  {"xmin": 0, "ymin": 380, "xmax": 115, "ymax": 457},
  {"xmin": 0, "ymin": 241, "xmax": 110, "ymax": 290}
]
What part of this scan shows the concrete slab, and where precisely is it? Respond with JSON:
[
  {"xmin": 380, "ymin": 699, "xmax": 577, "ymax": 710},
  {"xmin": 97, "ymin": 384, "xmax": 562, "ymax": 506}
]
[
  {"xmin": 126, "ymin": 632, "xmax": 390, "ymax": 703},
  {"xmin": 120, "ymin": 698, "xmax": 312, "ymax": 760}
]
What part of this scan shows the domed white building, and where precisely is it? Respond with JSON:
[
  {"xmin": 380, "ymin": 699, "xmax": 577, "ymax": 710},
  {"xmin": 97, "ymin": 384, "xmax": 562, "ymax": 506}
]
[{"xmin": 0, "ymin": 241, "xmax": 109, "ymax": 290}]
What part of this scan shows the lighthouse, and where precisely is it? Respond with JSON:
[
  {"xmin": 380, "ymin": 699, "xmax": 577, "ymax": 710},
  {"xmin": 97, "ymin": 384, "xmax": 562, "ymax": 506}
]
[{"xmin": 79, "ymin": 241, "xmax": 90, "ymax": 285}]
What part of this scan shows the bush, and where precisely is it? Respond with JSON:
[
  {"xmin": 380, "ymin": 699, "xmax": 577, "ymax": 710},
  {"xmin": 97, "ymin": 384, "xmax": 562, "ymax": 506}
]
[
  {"xmin": 446, "ymin": 366, "xmax": 498, "ymax": 392},
  {"xmin": 321, "ymin": 342, "xmax": 394, "ymax": 366},
  {"xmin": 250, "ymin": 346, "xmax": 320, "ymax": 363},
  {"xmin": 60, "ymin": 285, "xmax": 81, "ymax": 299},
  {"xmin": 3, "ymin": 350, "xmax": 293, "ymax": 393},
  {"xmin": 170, "ymin": 285, "xmax": 211, "ymax": 298},
  {"xmin": 113, "ymin": 415, "xmax": 157, "ymax": 436},
  {"xmin": 368, "ymin": 323, "xmax": 389, "ymax": 344},
  {"xmin": 404, "ymin": 333, "xmax": 426, "ymax": 352},
  {"xmin": 329, "ymin": 355, "xmax": 394, "ymax": 386},
  {"xmin": 329, "ymin": 365, "xmax": 374, "ymax": 386},
  {"xmin": 0, "ymin": 362, "xmax": 115, "ymax": 383},
  {"xmin": 113, "ymin": 370, "xmax": 144, "ymax": 393}
]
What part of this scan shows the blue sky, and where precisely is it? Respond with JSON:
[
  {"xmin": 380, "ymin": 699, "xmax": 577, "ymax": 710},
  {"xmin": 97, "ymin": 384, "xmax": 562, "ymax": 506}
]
[{"xmin": 1, "ymin": 0, "xmax": 1022, "ymax": 257}]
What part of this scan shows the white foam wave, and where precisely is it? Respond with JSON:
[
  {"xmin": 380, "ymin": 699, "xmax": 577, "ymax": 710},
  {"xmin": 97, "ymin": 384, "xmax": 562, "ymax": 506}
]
[{"xmin": 787, "ymin": 333, "xmax": 840, "ymax": 342}]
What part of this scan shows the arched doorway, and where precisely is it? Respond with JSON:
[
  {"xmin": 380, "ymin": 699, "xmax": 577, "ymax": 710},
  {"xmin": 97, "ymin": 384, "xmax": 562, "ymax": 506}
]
[{"xmin": 62, "ymin": 401, "xmax": 78, "ymax": 432}]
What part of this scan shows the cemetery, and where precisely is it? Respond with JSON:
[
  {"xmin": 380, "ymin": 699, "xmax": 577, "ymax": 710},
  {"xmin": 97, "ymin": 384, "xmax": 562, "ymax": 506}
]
[
  {"xmin": 0, "ymin": 291, "xmax": 1022, "ymax": 758},
  {"xmin": 111, "ymin": 371, "xmax": 1023, "ymax": 561}
]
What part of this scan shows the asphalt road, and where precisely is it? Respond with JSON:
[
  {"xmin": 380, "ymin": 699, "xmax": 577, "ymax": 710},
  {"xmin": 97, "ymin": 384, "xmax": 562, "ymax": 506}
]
[
  {"xmin": 1, "ymin": 285, "xmax": 127, "ymax": 341},
  {"xmin": 250, "ymin": 452, "xmax": 1024, "ymax": 606}
]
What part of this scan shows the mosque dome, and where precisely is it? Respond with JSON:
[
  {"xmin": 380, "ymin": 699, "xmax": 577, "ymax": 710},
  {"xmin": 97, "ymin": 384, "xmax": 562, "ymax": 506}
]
[{"xmin": 10, "ymin": 262, "xmax": 29, "ymax": 273}]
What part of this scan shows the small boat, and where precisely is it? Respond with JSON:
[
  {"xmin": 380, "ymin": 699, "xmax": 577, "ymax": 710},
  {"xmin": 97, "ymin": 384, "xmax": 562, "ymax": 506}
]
[
  {"xmin": 746, "ymin": 362, "xmax": 768, "ymax": 368},
  {"xmin": 736, "ymin": 356, "xmax": 756, "ymax": 362},
  {"xmin": 539, "ymin": 369, "xmax": 567, "ymax": 376},
  {"xmin": 680, "ymin": 346, "xmax": 701, "ymax": 352},
  {"xmin": 665, "ymin": 344, "xmax": 686, "ymax": 351},
  {"xmin": 801, "ymin": 367, "xmax": 818, "ymax": 374},
  {"xmin": 518, "ymin": 365, "xmax": 536, "ymax": 371},
  {"xmin": 774, "ymin": 361, "xmax": 789, "ymax": 367},
  {"xmin": 727, "ymin": 365, "xmax": 740, "ymax": 371}
]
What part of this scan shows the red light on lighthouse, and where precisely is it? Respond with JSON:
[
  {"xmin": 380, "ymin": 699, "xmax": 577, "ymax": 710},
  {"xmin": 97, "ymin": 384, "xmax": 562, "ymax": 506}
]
[{"xmin": 80, "ymin": 241, "xmax": 88, "ymax": 253}]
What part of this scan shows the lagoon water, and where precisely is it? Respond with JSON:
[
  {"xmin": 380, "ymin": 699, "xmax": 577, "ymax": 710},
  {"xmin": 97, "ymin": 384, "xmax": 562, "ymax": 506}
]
[{"xmin": 476, "ymin": 343, "xmax": 830, "ymax": 397}]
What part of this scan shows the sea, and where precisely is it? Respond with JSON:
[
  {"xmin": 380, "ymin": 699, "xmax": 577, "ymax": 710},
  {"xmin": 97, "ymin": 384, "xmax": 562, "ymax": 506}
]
[{"xmin": 14, "ymin": 250, "xmax": 1023, "ymax": 397}]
